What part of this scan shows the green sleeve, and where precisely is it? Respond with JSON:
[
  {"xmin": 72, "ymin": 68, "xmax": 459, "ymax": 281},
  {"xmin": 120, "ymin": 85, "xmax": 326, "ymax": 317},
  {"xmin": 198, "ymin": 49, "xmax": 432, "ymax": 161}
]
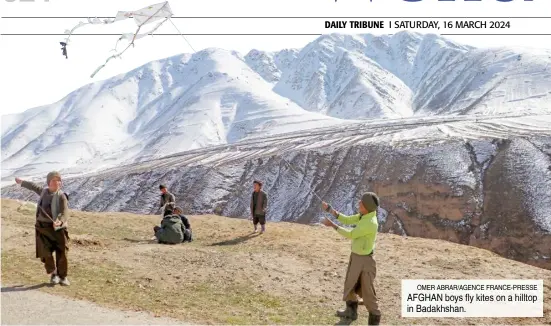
[
  {"xmin": 336, "ymin": 220, "xmax": 377, "ymax": 239},
  {"xmin": 337, "ymin": 213, "xmax": 360, "ymax": 225}
]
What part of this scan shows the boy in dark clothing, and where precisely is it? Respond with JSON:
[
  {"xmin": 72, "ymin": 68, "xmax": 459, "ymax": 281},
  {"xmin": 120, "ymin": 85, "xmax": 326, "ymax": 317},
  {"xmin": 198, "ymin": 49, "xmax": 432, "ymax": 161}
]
[
  {"xmin": 14, "ymin": 172, "xmax": 71, "ymax": 286},
  {"xmin": 173, "ymin": 206, "xmax": 192, "ymax": 242},
  {"xmin": 250, "ymin": 180, "xmax": 268, "ymax": 233},
  {"xmin": 158, "ymin": 184, "xmax": 176, "ymax": 216}
]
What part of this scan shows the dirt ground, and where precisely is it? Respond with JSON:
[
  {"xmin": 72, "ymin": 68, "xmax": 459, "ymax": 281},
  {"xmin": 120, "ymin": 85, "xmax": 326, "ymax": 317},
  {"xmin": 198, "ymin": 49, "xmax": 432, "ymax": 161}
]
[{"xmin": 1, "ymin": 198, "xmax": 550, "ymax": 325}]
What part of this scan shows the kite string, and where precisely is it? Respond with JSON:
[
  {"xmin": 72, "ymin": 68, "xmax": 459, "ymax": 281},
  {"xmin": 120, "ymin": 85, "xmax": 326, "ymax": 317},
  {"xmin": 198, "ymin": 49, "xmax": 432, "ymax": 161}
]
[
  {"xmin": 167, "ymin": 18, "xmax": 196, "ymax": 53},
  {"xmin": 280, "ymin": 157, "xmax": 325, "ymax": 203}
]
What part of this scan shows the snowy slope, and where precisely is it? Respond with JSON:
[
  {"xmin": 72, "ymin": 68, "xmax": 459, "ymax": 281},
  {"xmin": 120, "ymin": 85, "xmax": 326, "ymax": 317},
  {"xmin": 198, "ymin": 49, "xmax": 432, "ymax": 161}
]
[
  {"xmin": 244, "ymin": 48, "xmax": 299, "ymax": 83},
  {"xmin": 3, "ymin": 113, "xmax": 550, "ymax": 269},
  {"xmin": 2, "ymin": 32, "xmax": 551, "ymax": 184},
  {"xmin": 250, "ymin": 32, "xmax": 551, "ymax": 118},
  {"xmin": 272, "ymin": 34, "xmax": 415, "ymax": 119},
  {"xmin": 1, "ymin": 48, "xmax": 354, "ymax": 183}
]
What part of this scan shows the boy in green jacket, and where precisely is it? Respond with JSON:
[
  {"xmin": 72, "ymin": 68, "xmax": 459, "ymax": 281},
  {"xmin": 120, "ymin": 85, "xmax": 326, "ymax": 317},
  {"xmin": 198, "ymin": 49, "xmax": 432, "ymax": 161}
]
[
  {"xmin": 321, "ymin": 192, "xmax": 381, "ymax": 325},
  {"xmin": 153, "ymin": 210, "xmax": 187, "ymax": 244}
]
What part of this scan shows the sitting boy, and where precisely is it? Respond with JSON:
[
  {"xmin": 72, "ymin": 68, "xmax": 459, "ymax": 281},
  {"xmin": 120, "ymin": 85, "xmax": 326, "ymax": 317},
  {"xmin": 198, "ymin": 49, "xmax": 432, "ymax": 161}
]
[
  {"xmin": 173, "ymin": 206, "xmax": 193, "ymax": 242},
  {"xmin": 153, "ymin": 209, "xmax": 187, "ymax": 244}
]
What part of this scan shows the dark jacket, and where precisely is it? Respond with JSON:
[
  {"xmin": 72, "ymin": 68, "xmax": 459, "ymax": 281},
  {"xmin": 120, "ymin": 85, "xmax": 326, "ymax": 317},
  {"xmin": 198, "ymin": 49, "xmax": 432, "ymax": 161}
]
[
  {"xmin": 159, "ymin": 192, "xmax": 176, "ymax": 212},
  {"xmin": 21, "ymin": 180, "xmax": 69, "ymax": 226},
  {"xmin": 155, "ymin": 214, "xmax": 186, "ymax": 244},
  {"xmin": 178, "ymin": 214, "xmax": 191, "ymax": 229},
  {"xmin": 250, "ymin": 190, "xmax": 267, "ymax": 216}
]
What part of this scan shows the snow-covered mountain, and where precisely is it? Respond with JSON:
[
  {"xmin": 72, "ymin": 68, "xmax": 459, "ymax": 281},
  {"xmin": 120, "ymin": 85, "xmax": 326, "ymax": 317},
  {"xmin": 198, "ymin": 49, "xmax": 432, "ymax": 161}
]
[
  {"xmin": 2, "ymin": 31, "xmax": 551, "ymax": 184},
  {"xmin": 1, "ymin": 48, "xmax": 356, "ymax": 183},
  {"xmin": 244, "ymin": 48, "xmax": 299, "ymax": 83},
  {"xmin": 264, "ymin": 32, "xmax": 551, "ymax": 118},
  {"xmin": 3, "ymin": 113, "xmax": 551, "ymax": 269}
]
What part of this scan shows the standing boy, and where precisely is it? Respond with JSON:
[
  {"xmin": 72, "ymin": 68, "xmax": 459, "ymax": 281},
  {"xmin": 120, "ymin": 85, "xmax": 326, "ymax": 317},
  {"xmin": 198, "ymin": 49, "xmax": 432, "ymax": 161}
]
[
  {"xmin": 15, "ymin": 172, "xmax": 71, "ymax": 286},
  {"xmin": 250, "ymin": 180, "xmax": 268, "ymax": 233}
]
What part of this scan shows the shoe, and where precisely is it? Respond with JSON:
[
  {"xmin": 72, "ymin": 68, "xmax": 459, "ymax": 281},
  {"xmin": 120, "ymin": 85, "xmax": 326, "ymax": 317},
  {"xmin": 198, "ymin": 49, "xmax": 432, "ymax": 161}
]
[
  {"xmin": 368, "ymin": 313, "xmax": 381, "ymax": 325},
  {"xmin": 60, "ymin": 277, "xmax": 70, "ymax": 286},
  {"xmin": 336, "ymin": 301, "xmax": 358, "ymax": 320},
  {"xmin": 50, "ymin": 274, "xmax": 60, "ymax": 285}
]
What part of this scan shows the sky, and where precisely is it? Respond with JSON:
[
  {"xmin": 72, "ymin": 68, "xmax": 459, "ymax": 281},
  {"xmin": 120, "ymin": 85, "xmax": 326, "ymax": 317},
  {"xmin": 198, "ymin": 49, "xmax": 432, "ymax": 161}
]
[{"xmin": 1, "ymin": 0, "xmax": 550, "ymax": 116}]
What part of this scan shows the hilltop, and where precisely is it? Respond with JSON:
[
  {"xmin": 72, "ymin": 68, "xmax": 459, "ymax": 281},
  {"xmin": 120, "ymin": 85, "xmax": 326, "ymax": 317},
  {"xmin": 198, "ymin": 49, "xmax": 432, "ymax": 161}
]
[{"xmin": 2, "ymin": 198, "xmax": 549, "ymax": 325}]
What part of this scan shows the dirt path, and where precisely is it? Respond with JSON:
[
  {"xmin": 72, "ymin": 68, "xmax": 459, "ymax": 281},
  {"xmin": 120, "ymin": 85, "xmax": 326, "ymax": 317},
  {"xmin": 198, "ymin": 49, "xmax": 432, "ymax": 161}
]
[{"xmin": 1, "ymin": 283, "xmax": 187, "ymax": 325}]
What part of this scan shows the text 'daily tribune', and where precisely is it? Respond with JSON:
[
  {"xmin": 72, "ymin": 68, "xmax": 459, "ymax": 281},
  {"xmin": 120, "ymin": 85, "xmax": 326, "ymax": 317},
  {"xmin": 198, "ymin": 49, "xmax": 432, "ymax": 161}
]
[
  {"xmin": 401, "ymin": 279, "xmax": 544, "ymax": 317},
  {"xmin": 323, "ymin": 18, "xmax": 544, "ymax": 35}
]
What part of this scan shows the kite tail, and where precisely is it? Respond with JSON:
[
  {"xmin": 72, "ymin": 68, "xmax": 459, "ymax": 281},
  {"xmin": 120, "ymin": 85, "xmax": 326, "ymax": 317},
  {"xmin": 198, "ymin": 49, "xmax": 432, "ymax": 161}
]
[
  {"xmin": 90, "ymin": 51, "xmax": 124, "ymax": 78},
  {"xmin": 88, "ymin": 1, "xmax": 171, "ymax": 78},
  {"xmin": 90, "ymin": 40, "xmax": 134, "ymax": 78}
]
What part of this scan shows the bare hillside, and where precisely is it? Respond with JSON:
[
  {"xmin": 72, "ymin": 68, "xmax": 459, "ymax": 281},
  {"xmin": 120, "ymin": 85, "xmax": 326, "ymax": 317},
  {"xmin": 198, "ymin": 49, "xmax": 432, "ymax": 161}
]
[{"xmin": 1, "ymin": 198, "xmax": 549, "ymax": 325}]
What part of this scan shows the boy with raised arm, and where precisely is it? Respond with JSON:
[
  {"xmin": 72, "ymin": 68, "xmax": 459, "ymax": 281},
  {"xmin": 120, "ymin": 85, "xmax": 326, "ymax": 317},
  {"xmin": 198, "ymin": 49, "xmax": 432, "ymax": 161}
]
[{"xmin": 15, "ymin": 172, "xmax": 71, "ymax": 286}]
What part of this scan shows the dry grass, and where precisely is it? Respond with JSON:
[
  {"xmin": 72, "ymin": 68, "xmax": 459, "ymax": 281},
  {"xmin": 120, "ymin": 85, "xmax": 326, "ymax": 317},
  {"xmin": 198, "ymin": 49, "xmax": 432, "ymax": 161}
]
[{"xmin": 1, "ymin": 198, "xmax": 550, "ymax": 325}]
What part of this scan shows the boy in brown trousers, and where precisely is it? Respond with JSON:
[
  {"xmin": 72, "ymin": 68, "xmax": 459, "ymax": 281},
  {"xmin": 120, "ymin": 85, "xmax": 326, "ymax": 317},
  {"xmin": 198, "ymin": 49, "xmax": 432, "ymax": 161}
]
[
  {"xmin": 321, "ymin": 192, "xmax": 382, "ymax": 325},
  {"xmin": 250, "ymin": 180, "xmax": 268, "ymax": 233},
  {"xmin": 15, "ymin": 171, "xmax": 70, "ymax": 286}
]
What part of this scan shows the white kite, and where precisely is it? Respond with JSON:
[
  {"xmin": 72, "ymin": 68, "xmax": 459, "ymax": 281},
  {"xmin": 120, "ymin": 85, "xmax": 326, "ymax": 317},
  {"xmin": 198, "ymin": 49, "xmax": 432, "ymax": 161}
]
[{"xmin": 61, "ymin": 1, "xmax": 194, "ymax": 78}]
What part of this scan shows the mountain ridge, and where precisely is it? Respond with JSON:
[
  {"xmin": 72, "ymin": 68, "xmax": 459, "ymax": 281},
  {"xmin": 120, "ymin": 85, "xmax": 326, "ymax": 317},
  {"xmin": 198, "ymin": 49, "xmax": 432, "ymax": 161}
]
[
  {"xmin": 3, "ymin": 111, "xmax": 551, "ymax": 269},
  {"xmin": 2, "ymin": 32, "xmax": 550, "ymax": 208}
]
